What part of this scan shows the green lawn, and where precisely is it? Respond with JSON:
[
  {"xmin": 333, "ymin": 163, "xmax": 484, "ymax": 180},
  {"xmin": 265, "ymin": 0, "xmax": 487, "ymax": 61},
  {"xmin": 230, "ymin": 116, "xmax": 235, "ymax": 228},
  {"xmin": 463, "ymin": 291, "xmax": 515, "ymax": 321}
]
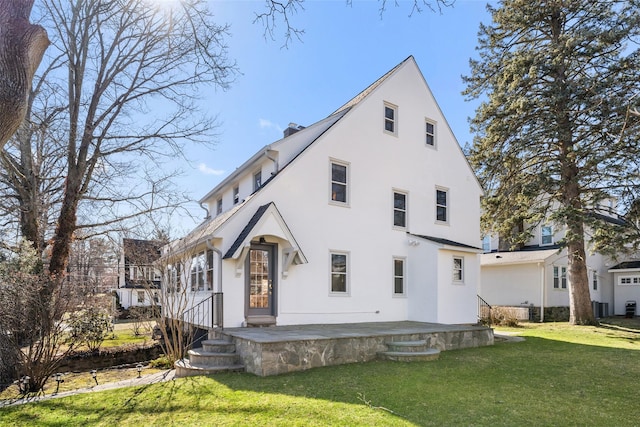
[{"xmin": 2, "ymin": 320, "xmax": 640, "ymax": 426}]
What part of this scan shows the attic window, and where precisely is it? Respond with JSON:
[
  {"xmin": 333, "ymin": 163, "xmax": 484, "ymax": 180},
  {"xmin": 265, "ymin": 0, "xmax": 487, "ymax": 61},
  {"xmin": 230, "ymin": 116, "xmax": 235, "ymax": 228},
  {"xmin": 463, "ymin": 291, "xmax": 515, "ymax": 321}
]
[
  {"xmin": 426, "ymin": 120, "xmax": 436, "ymax": 147},
  {"xmin": 384, "ymin": 103, "xmax": 397, "ymax": 135},
  {"xmin": 253, "ymin": 171, "xmax": 262, "ymax": 191},
  {"xmin": 233, "ymin": 186, "xmax": 239, "ymax": 205}
]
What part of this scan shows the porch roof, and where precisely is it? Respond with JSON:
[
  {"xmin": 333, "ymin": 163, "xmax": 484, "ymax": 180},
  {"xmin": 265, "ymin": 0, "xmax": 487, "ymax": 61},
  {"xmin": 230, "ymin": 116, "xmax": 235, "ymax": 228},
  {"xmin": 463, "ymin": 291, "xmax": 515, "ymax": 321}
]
[
  {"xmin": 409, "ymin": 233, "xmax": 483, "ymax": 253},
  {"xmin": 481, "ymin": 248, "xmax": 559, "ymax": 266},
  {"xmin": 608, "ymin": 261, "xmax": 640, "ymax": 273}
]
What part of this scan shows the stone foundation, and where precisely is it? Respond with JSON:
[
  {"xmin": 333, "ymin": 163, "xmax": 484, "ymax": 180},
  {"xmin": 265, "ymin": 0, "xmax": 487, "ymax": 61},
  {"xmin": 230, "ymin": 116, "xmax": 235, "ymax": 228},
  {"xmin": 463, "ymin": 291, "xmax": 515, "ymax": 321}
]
[{"xmin": 222, "ymin": 322, "xmax": 494, "ymax": 376}]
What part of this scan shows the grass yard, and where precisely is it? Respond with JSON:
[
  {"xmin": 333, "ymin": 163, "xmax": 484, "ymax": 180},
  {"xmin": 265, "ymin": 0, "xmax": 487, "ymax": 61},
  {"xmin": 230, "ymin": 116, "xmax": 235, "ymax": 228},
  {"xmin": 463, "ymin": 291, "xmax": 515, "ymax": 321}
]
[{"xmin": 2, "ymin": 319, "xmax": 640, "ymax": 426}]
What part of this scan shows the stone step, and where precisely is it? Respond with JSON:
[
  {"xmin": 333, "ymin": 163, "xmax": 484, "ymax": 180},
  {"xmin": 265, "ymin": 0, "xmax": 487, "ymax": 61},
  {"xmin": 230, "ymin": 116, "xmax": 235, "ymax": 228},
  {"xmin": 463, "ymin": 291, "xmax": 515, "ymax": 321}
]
[
  {"xmin": 201, "ymin": 339, "xmax": 236, "ymax": 353},
  {"xmin": 377, "ymin": 348, "xmax": 441, "ymax": 362},
  {"xmin": 174, "ymin": 359, "xmax": 244, "ymax": 378},
  {"xmin": 385, "ymin": 340, "xmax": 428, "ymax": 353},
  {"xmin": 188, "ymin": 348, "xmax": 240, "ymax": 367}
]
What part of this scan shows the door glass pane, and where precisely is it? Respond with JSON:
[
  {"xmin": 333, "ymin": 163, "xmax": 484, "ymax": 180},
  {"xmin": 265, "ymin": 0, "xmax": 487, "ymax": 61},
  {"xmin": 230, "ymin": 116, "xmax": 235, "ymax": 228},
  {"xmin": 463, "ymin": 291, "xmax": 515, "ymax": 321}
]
[{"xmin": 250, "ymin": 249, "xmax": 270, "ymax": 308}]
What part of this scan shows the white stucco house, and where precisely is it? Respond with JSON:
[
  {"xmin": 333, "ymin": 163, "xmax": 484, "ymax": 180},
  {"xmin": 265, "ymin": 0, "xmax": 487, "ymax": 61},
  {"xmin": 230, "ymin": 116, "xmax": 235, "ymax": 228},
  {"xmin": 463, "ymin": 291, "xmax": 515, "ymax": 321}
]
[
  {"xmin": 478, "ymin": 207, "xmax": 640, "ymax": 320},
  {"xmin": 162, "ymin": 56, "xmax": 484, "ymax": 329}
]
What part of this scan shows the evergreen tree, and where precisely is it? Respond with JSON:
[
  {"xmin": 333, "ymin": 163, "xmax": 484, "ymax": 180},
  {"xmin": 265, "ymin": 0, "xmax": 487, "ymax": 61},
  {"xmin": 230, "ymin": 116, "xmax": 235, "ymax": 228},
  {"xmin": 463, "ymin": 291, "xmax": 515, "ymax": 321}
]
[{"xmin": 464, "ymin": 0, "xmax": 640, "ymax": 324}]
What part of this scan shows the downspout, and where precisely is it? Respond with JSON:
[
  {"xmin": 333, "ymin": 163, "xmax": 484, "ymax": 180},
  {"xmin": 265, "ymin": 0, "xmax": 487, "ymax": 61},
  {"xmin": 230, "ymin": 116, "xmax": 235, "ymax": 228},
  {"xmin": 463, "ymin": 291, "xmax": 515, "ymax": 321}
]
[
  {"xmin": 539, "ymin": 262, "xmax": 545, "ymax": 323},
  {"xmin": 199, "ymin": 202, "xmax": 210, "ymax": 220}
]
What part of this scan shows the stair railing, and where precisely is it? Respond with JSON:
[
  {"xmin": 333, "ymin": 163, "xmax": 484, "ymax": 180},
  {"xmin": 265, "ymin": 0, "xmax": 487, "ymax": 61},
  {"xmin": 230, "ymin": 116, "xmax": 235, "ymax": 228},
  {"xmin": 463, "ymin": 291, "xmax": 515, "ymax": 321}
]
[{"xmin": 478, "ymin": 295, "xmax": 492, "ymax": 326}]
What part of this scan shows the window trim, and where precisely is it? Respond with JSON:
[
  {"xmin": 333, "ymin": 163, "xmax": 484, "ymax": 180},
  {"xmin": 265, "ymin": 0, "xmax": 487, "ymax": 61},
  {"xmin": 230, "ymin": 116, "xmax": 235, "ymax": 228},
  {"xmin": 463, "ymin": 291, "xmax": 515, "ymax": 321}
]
[
  {"xmin": 383, "ymin": 102, "xmax": 398, "ymax": 136},
  {"xmin": 233, "ymin": 186, "xmax": 240, "ymax": 205},
  {"xmin": 436, "ymin": 187, "xmax": 449, "ymax": 224},
  {"xmin": 392, "ymin": 190, "xmax": 408, "ymax": 229},
  {"xmin": 541, "ymin": 225, "xmax": 553, "ymax": 246},
  {"xmin": 453, "ymin": 256, "xmax": 464, "ymax": 283},
  {"xmin": 553, "ymin": 266, "xmax": 567, "ymax": 289},
  {"xmin": 619, "ymin": 276, "xmax": 640, "ymax": 285},
  {"xmin": 425, "ymin": 119, "xmax": 436, "ymax": 148},
  {"xmin": 190, "ymin": 251, "xmax": 206, "ymax": 292},
  {"xmin": 329, "ymin": 251, "xmax": 350, "ymax": 295},
  {"xmin": 216, "ymin": 198, "xmax": 222, "ymax": 215},
  {"xmin": 592, "ymin": 270, "xmax": 598, "ymax": 291},
  {"xmin": 393, "ymin": 257, "xmax": 406, "ymax": 296},
  {"xmin": 253, "ymin": 170, "xmax": 262, "ymax": 192},
  {"xmin": 329, "ymin": 159, "xmax": 350, "ymax": 207}
]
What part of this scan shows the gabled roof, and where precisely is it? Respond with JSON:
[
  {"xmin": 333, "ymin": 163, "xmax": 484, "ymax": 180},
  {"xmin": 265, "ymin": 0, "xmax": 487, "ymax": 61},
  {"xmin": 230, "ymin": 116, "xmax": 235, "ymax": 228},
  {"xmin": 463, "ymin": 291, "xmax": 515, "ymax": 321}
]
[
  {"xmin": 223, "ymin": 202, "xmax": 307, "ymax": 264},
  {"xmin": 410, "ymin": 233, "xmax": 482, "ymax": 253},
  {"xmin": 123, "ymin": 238, "xmax": 161, "ymax": 264}
]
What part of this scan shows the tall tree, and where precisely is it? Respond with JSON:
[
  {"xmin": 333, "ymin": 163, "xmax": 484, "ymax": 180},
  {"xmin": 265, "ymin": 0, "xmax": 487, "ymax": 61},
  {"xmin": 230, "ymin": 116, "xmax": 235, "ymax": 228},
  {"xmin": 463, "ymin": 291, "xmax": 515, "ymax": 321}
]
[
  {"xmin": 0, "ymin": 0, "xmax": 49, "ymax": 148},
  {"xmin": 464, "ymin": 0, "xmax": 640, "ymax": 325},
  {"xmin": 2, "ymin": 0, "xmax": 235, "ymax": 277}
]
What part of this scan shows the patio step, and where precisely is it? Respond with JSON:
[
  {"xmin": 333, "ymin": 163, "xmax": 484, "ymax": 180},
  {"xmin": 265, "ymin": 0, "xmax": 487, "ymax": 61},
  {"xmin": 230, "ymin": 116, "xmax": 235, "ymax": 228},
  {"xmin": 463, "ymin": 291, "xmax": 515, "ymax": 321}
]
[
  {"xmin": 201, "ymin": 339, "xmax": 236, "ymax": 353},
  {"xmin": 378, "ymin": 340, "xmax": 440, "ymax": 362},
  {"xmin": 187, "ymin": 348, "xmax": 241, "ymax": 366},
  {"xmin": 174, "ymin": 359, "xmax": 244, "ymax": 377}
]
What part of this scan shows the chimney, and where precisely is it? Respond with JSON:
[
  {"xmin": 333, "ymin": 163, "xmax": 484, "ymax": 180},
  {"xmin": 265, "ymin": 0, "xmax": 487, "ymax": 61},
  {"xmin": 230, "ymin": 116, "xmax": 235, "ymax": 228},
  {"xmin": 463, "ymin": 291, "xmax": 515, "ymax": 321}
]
[{"xmin": 283, "ymin": 122, "xmax": 305, "ymax": 138}]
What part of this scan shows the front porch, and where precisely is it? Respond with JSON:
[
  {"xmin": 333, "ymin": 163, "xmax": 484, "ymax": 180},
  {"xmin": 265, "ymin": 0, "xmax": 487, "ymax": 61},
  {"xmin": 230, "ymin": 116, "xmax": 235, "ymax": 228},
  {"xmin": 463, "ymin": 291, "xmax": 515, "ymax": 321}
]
[{"xmin": 217, "ymin": 321, "xmax": 493, "ymax": 376}]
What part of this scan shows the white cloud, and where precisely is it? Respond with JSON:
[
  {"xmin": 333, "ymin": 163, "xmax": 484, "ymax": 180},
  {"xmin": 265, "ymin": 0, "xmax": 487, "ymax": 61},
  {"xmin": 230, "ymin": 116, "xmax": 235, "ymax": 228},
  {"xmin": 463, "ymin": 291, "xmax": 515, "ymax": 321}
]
[
  {"xmin": 259, "ymin": 118, "xmax": 283, "ymax": 134},
  {"xmin": 198, "ymin": 163, "xmax": 225, "ymax": 176}
]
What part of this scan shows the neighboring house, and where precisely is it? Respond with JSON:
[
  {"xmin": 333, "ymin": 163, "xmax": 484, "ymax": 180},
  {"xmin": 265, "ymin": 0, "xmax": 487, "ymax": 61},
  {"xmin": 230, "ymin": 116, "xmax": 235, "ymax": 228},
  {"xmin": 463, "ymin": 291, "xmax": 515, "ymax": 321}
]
[
  {"xmin": 608, "ymin": 261, "xmax": 640, "ymax": 316},
  {"xmin": 162, "ymin": 56, "xmax": 484, "ymax": 329},
  {"xmin": 479, "ymin": 204, "xmax": 637, "ymax": 320},
  {"xmin": 115, "ymin": 238, "xmax": 162, "ymax": 309}
]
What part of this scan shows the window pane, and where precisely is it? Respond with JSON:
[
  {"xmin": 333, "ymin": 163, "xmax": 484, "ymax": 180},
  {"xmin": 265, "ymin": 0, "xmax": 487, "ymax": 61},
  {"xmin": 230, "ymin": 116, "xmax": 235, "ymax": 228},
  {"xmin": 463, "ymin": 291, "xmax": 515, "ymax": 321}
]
[
  {"xmin": 332, "ymin": 183, "xmax": 346, "ymax": 202},
  {"xmin": 394, "ymin": 277, "xmax": 404, "ymax": 294},
  {"xmin": 394, "ymin": 193, "xmax": 406, "ymax": 209},
  {"xmin": 436, "ymin": 190, "xmax": 447, "ymax": 206},
  {"xmin": 426, "ymin": 122, "xmax": 434, "ymax": 134},
  {"xmin": 437, "ymin": 206, "xmax": 447, "ymax": 222},
  {"xmin": 331, "ymin": 274, "xmax": 346, "ymax": 292},
  {"xmin": 385, "ymin": 106, "xmax": 395, "ymax": 120},
  {"xmin": 394, "ymin": 259, "xmax": 404, "ymax": 276},
  {"xmin": 385, "ymin": 120, "xmax": 394, "ymax": 132},
  {"xmin": 394, "ymin": 211, "xmax": 406, "ymax": 227},
  {"xmin": 332, "ymin": 254, "xmax": 347, "ymax": 273},
  {"xmin": 332, "ymin": 164, "xmax": 346, "ymax": 183},
  {"xmin": 426, "ymin": 134, "xmax": 434, "ymax": 146}
]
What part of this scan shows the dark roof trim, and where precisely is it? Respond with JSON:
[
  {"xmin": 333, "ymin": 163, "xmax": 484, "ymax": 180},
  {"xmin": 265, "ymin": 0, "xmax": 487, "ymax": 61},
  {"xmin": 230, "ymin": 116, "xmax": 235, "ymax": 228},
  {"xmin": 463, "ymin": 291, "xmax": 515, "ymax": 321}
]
[
  {"xmin": 589, "ymin": 211, "xmax": 628, "ymax": 227},
  {"xmin": 224, "ymin": 203, "xmax": 271, "ymax": 259},
  {"xmin": 409, "ymin": 233, "xmax": 482, "ymax": 251},
  {"xmin": 609, "ymin": 261, "xmax": 640, "ymax": 271}
]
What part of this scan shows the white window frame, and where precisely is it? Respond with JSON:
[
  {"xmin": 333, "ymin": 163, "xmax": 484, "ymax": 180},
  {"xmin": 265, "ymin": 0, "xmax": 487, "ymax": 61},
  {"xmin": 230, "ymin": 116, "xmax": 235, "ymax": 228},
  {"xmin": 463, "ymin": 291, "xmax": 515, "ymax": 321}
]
[
  {"xmin": 453, "ymin": 256, "xmax": 464, "ymax": 283},
  {"xmin": 329, "ymin": 159, "xmax": 350, "ymax": 206},
  {"xmin": 553, "ymin": 266, "xmax": 567, "ymax": 289},
  {"xmin": 425, "ymin": 119, "xmax": 436, "ymax": 148},
  {"xmin": 393, "ymin": 257, "xmax": 406, "ymax": 296},
  {"xmin": 384, "ymin": 102, "xmax": 398, "ymax": 136},
  {"xmin": 216, "ymin": 198, "xmax": 222, "ymax": 215},
  {"xmin": 233, "ymin": 186, "xmax": 239, "ymax": 205},
  {"xmin": 393, "ymin": 190, "xmax": 408, "ymax": 229},
  {"xmin": 592, "ymin": 271, "xmax": 598, "ymax": 291},
  {"xmin": 253, "ymin": 170, "xmax": 262, "ymax": 192},
  {"xmin": 329, "ymin": 251, "xmax": 350, "ymax": 295},
  {"xmin": 190, "ymin": 252, "xmax": 206, "ymax": 292},
  {"xmin": 206, "ymin": 249, "xmax": 214, "ymax": 291},
  {"xmin": 620, "ymin": 276, "xmax": 640, "ymax": 285},
  {"xmin": 436, "ymin": 187, "xmax": 449, "ymax": 224},
  {"xmin": 541, "ymin": 225, "xmax": 553, "ymax": 246}
]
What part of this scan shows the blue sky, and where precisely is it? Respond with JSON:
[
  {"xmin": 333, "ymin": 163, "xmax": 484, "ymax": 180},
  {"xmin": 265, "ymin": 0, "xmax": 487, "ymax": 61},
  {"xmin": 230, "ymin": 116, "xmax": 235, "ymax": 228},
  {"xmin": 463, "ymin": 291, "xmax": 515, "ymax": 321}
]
[{"xmin": 174, "ymin": 0, "xmax": 492, "ymax": 232}]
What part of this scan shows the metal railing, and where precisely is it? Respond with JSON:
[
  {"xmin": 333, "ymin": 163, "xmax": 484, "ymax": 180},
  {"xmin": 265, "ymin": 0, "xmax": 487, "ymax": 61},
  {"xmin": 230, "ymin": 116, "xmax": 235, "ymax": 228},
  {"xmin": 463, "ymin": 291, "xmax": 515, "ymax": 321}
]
[
  {"xmin": 478, "ymin": 295, "xmax": 492, "ymax": 325},
  {"xmin": 182, "ymin": 292, "xmax": 223, "ymax": 330}
]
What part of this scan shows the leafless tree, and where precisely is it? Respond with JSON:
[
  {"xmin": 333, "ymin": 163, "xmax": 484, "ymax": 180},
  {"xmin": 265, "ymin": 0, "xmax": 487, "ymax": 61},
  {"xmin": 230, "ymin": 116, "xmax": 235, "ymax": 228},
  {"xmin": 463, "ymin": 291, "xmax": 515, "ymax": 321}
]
[
  {"xmin": 1, "ymin": 0, "xmax": 236, "ymax": 278},
  {"xmin": 0, "ymin": 0, "xmax": 49, "ymax": 148}
]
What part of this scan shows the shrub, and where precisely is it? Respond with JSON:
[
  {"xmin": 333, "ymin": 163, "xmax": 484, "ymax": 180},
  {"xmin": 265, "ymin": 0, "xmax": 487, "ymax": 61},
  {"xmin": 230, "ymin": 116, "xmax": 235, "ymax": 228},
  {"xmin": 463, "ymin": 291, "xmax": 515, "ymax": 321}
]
[
  {"xmin": 149, "ymin": 355, "xmax": 173, "ymax": 369},
  {"xmin": 489, "ymin": 307, "xmax": 521, "ymax": 327},
  {"xmin": 68, "ymin": 307, "xmax": 113, "ymax": 352}
]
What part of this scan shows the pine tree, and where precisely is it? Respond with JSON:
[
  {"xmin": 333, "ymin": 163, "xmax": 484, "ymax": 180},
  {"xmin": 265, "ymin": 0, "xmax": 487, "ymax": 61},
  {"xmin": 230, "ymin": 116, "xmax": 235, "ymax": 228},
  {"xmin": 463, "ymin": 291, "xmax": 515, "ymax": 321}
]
[{"xmin": 464, "ymin": 0, "xmax": 640, "ymax": 325}]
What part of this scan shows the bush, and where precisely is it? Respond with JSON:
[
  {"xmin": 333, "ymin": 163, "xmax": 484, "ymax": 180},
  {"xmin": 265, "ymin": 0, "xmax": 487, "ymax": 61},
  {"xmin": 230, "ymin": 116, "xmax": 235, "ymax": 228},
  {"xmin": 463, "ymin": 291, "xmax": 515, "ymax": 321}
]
[
  {"xmin": 68, "ymin": 307, "xmax": 113, "ymax": 352},
  {"xmin": 489, "ymin": 307, "xmax": 521, "ymax": 327},
  {"xmin": 149, "ymin": 355, "xmax": 173, "ymax": 369}
]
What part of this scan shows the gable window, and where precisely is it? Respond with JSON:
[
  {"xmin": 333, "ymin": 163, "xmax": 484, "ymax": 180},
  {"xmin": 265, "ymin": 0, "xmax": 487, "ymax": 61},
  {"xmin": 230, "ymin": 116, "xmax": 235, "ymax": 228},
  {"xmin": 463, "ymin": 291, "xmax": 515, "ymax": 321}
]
[
  {"xmin": 190, "ymin": 252, "xmax": 205, "ymax": 292},
  {"xmin": 393, "ymin": 257, "xmax": 406, "ymax": 295},
  {"xmin": 425, "ymin": 120, "xmax": 436, "ymax": 147},
  {"xmin": 436, "ymin": 188, "xmax": 448, "ymax": 223},
  {"xmin": 253, "ymin": 171, "xmax": 262, "ymax": 191},
  {"xmin": 553, "ymin": 266, "xmax": 567, "ymax": 289},
  {"xmin": 541, "ymin": 225, "xmax": 553, "ymax": 245},
  {"xmin": 384, "ymin": 103, "xmax": 397, "ymax": 135},
  {"xmin": 216, "ymin": 198, "xmax": 222, "ymax": 215},
  {"xmin": 233, "ymin": 186, "xmax": 239, "ymax": 204},
  {"xmin": 330, "ymin": 160, "xmax": 349, "ymax": 204},
  {"xmin": 482, "ymin": 236, "xmax": 491, "ymax": 252},
  {"xmin": 393, "ymin": 191, "xmax": 407, "ymax": 228},
  {"xmin": 137, "ymin": 291, "xmax": 145, "ymax": 304},
  {"xmin": 330, "ymin": 252, "xmax": 348, "ymax": 294},
  {"xmin": 453, "ymin": 257, "xmax": 464, "ymax": 282}
]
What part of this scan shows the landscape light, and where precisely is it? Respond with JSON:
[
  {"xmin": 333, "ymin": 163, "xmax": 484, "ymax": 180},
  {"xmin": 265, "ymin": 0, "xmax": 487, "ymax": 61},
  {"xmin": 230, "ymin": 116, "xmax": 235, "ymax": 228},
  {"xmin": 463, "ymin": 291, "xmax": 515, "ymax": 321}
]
[
  {"xmin": 91, "ymin": 369, "xmax": 98, "ymax": 385},
  {"xmin": 136, "ymin": 363, "xmax": 143, "ymax": 378}
]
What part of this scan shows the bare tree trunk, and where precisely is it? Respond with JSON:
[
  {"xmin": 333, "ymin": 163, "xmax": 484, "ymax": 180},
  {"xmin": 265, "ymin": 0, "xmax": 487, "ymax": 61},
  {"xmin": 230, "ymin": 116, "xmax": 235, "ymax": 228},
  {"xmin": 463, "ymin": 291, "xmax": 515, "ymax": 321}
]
[
  {"xmin": 0, "ymin": 0, "xmax": 49, "ymax": 147},
  {"xmin": 49, "ymin": 170, "xmax": 82, "ymax": 277}
]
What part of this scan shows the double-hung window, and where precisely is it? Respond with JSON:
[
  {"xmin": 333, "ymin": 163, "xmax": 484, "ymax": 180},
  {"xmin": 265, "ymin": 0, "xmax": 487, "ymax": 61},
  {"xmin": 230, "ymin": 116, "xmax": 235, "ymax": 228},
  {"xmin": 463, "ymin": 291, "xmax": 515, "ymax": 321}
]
[
  {"xmin": 191, "ymin": 252, "xmax": 205, "ymax": 291},
  {"xmin": 393, "ymin": 191, "xmax": 407, "ymax": 228},
  {"xmin": 137, "ymin": 291, "xmax": 145, "ymax": 304},
  {"xmin": 384, "ymin": 103, "xmax": 397, "ymax": 135},
  {"xmin": 206, "ymin": 249, "xmax": 214, "ymax": 291},
  {"xmin": 436, "ymin": 188, "xmax": 448, "ymax": 223},
  {"xmin": 233, "ymin": 186, "xmax": 239, "ymax": 205},
  {"xmin": 253, "ymin": 171, "xmax": 262, "ymax": 191},
  {"xmin": 425, "ymin": 120, "xmax": 436, "ymax": 147},
  {"xmin": 541, "ymin": 225, "xmax": 553, "ymax": 245},
  {"xmin": 553, "ymin": 266, "xmax": 567, "ymax": 289},
  {"xmin": 216, "ymin": 198, "xmax": 222, "ymax": 215},
  {"xmin": 453, "ymin": 257, "xmax": 464, "ymax": 282},
  {"xmin": 592, "ymin": 271, "xmax": 598, "ymax": 290},
  {"xmin": 330, "ymin": 252, "xmax": 348, "ymax": 294},
  {"xmin": 393, "ymin": 258, "xmax": 405, "ymax": 295},
  {"xmin": 330, "ymin": 160, "xmax": 349, "ymax": 204}
]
